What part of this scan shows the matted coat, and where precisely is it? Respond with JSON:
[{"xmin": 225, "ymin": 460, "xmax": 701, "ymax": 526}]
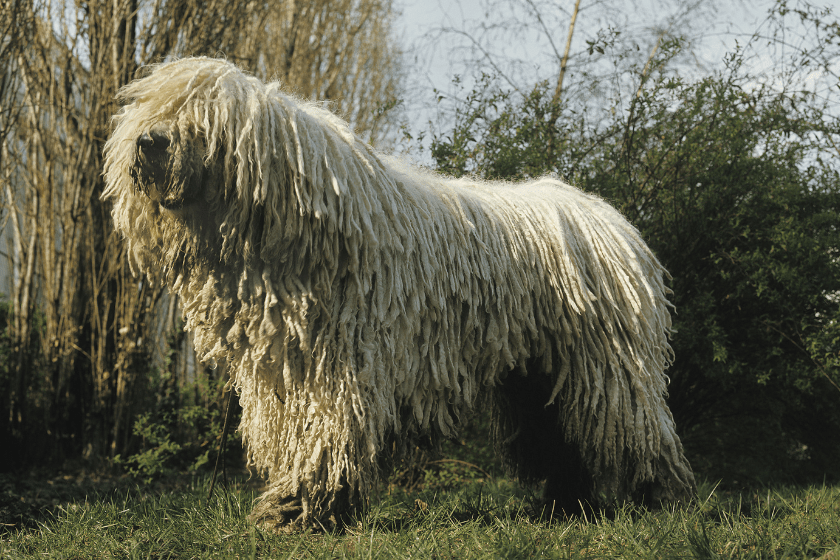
[{"xmin": 103, "ymin": 57, "xmax": 695, "ymax": 530}]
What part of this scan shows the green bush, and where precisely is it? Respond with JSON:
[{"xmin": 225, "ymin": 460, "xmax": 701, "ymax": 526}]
[
  {"xmin": 114, "ymin": 412, "xmax": 184, "ymax": 483},
  {"xmin": 428, "ymin": 11, "xmax": 840, "ymax": 485},
  {"xmin": 114, "ymin": 400, "xmax": 236, "ymax": 484}
]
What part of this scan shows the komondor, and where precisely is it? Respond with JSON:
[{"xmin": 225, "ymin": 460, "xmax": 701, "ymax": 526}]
[{"xmin": 103, "ymin": 57, "xmax": 695, "ymax": 531}]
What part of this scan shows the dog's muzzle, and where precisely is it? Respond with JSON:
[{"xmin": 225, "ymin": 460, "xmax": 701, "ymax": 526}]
[
  {"xmin": 137, "ymin": 130, "xmax": 171, "ymax": 155},
  {"xmin": 134, "ymin": 130, "xmax": 173, "ymax": 204}
]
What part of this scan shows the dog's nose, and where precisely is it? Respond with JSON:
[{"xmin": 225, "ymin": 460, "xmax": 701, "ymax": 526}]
[{"xmin": 137, "ymin": 131, "xmax": 170, "ymax": 153}]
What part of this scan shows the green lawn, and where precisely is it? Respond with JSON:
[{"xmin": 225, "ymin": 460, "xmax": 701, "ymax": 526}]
[{"xmin": 2, "ymin": 478, "xmax": 839, "ymax": 559}]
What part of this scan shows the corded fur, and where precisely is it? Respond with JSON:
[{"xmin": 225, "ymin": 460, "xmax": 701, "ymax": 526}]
[{"xmin": 103, "ymin": 57, "xmax": 695, "ymax": 528}]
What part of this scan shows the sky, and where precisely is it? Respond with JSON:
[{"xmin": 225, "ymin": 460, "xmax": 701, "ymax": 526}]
[{"xmin": 390, "ymin": 0, "xmax": 827, "ymax": 155}]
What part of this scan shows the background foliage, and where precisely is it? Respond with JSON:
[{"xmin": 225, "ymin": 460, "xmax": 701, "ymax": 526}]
[
  {"xmin": 1, "ymin": 0, "xmax": 838, "ymax": 494},
  {"xmin": 429, "ymin": 4, "xmax": 840, "ymax": 485},
  {"xmin": 0, "ymin": 0, "xmax": 401, "ymax": 471}
]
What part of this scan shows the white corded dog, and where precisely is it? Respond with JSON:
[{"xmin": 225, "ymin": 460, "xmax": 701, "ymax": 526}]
[{"xmin": 103, "ymin": 57, "xmax": 695, "ymax": 531}]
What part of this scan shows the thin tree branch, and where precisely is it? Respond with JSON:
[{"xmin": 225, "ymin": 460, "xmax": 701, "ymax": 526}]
[
  {"xmin": 635, "ymin": 31, "xmax": 665, "ymax": 98},
  {"xmin": 552, "ymin": 0, "xmax": 581, "ymax": 107}
]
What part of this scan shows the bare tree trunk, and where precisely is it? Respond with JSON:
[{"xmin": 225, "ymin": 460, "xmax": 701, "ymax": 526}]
[{"xmin": 1, "ymin": 0, "xmax": 402, "ymax": 467}]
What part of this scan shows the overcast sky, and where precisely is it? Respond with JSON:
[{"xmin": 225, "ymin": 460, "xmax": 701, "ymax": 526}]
[
  {"xmin": 396, "ymin": 0, "xmax": 781, "ymax": 82},
  {"xmin": 391, "ymin": 0, "xmax": 807, "ymax": 153}
]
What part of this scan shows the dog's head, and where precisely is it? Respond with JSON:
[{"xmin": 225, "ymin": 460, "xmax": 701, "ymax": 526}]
[
  {"xmin": 104, "ymin": 59, "xmax": 250, "ymax": 219},
  {"xmin": 129, "ymin": 121, "xmax": 219, "ymax": 212},
  {"xmin": 104, "ymin": 57, "xmax": 390, "ymax": 283},
  {"xmin": 103, "ymin": 58, "xmax": 266, "ymax": 275}
]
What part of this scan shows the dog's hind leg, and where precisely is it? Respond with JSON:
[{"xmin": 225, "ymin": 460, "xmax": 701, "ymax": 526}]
[{"xmin": 490, "ymin": 362, "xmax": 594, "ymax": 517}]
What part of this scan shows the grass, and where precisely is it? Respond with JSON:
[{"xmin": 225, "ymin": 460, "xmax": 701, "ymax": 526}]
[{"xmin": 2, "ymin": 477, "xmax": 839, "ymax": 559}]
